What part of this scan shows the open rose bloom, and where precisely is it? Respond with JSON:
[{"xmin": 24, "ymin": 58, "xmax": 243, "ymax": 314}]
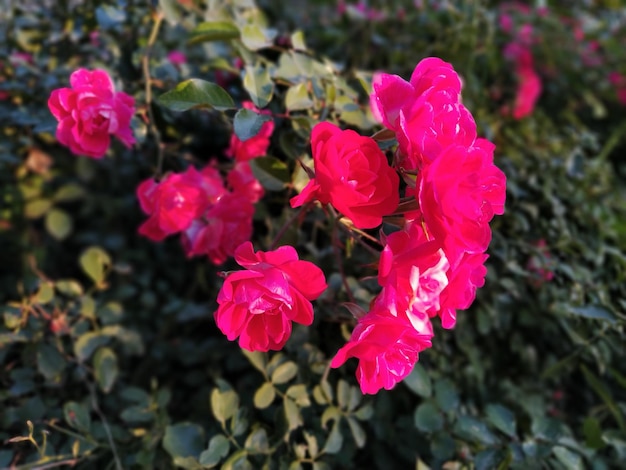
[
  {"xmin": 215, "ymin": 242, "xmax": 327, "ymax": 352},
  {"xmin": 48, "ymin": 69, "xmax": 135, "ymax": 158}
]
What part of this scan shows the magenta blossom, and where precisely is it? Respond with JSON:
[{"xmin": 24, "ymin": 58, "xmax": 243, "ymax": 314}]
[
  {"xmin": 48, "ymin": 69, "xmax": 135, "ymax": 158},
  {"xmin": 331, "ymin": 305, "xmax": 433, "ymax": 394},
  {"xmin": 215, "ymin": 242, "xmax": 327, "ymax": 351}
]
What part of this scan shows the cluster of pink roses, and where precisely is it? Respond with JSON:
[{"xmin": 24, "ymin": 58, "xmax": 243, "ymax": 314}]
[
  {"xmin": 326, "ymin": 58, "xmax": 506, "ymax": 393},
  {"xmin": 499, "ymin": 3, "xmax": 542, "ymax": 119},
  {"xmin": 136, "ymin": 101, "xmax": 271, "ymax": 264}
]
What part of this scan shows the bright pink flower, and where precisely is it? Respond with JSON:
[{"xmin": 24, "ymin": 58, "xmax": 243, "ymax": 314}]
[
  {"xmin": 48, "ymin": 69, "xmax": 135, "ymax": 158},
  {"xmin": 370, "ymin": 57, "xmax": 462, "ymax": 132},
  {"xmin": 290, "ymin": 122, "xmax": 399, "ymax": 229},
  {"xmin": 396, "ymin": 90, "xmax": 476, "ymax": 168},
  {"xmin": 330, "ymin": 305, "xmax": 433, "ymax": 394},
  {"xmin": 181, "ymin": 192, "xmax": 255, "ymax": 265},
  {"xmin": 167, "ymin": 50, "xmax": 187, "ymax": 65},
  {"xmin": 137, "ymin": 166, "xmax": 210, "ymax": 241},
  {"xmin": 418, "ymin": 139, "xmax": 506, "ymax": 254},
  {"xmin": 225, "ymin": 101, "xmax": 274, "ymax": 161},
  {"xmin": 377, "ymin": 222, "xmax": 449, "ymax": 327},
  {"xmin": 437, "ymin": 252, "xmax": 488, "ymax": 329},
  {"xmin": 215, "ymin": 242, "xmax": 327, "ymax": 351},
  {"xmin": 227, "ymin": 161, "xmax": 265, "ymax": 203}
]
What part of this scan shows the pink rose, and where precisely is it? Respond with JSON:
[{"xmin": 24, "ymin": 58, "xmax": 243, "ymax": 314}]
[
  {"xmin": 181, "ymin": 192, "xmax": 255, "ymax": 265},
  {"xmin": 331, "ymin": 306, "xmax": 433, "ymax": 394},
  {"xmin": 396, "ymin": 90, "xmax": 476, "ymax": 168},
  {"xmin": 227, "ymin": 161, "xmax": 265, "ymax": 203},
  {"xmin": 290, "ymin": 122, "xmax": 399, "ymax": 229},
  {"xmin": 137, "ymin": 166, "xmax": 211, "ymax": 241},
  {"xmin": 225, "ymin": 101, "xmax": 274, "ymax": 161},
  {"xmin": 48, "ymin": 69, "xmax": 135, "ymax": 158},
  {"xmin": 215, "ymin": 242, "xmax": 327, "ymax": 351},
  {"xmin": 418, "ymin": 139, "xmax": 506, "ymax": 254},
  {"xmin": 370, "ymin": 57, "xmax": 462, "ymax": 132},
  {"xmin": 167, "ymin": 51, "xmax": 187, "ymax": 65},
  {"xmin": 377, "ymin": 222, "xmax": 449, "ymax": 327},
  {"xmin": 437, "ymin": 252, "xmax": 488, "ymax": 329}
]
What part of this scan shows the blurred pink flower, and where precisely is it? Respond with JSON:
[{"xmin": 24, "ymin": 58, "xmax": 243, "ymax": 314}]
[
  {"xmin": 215, "ymin": 242, "xmax": 327, "ymax": 351},
  {"xmin": 48, "ymin": 69, "xmax": 135, "ymax": 158},
  {"xmin": 167, "ymin": 50, "xmax": 187, "ymax": 65},
  {"xmin": 137, "ymin": 166, "xmax": 211, "ymax": 241}
]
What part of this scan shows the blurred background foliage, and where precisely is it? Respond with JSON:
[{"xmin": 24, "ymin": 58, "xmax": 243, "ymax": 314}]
[{"xmin": 1, "ymin": 0, "xmax": 626, "ymax": 468}]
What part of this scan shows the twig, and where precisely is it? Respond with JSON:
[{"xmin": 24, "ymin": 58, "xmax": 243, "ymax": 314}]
[{"xmin": 142, "ymin": 9, "xmax": 165, "ymax": 177}]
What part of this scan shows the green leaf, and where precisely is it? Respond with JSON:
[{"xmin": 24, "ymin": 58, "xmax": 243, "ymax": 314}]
[
  {"xmin": 566, "ymin": 305, "xmax": 617, "ymax": 324},
  {"xmin": 271, "ymin": 361, "xmax": 298, "ymax": 384},
  {"xmin": 53, "ymin": 183, "xmax": 85, "ymax": 202},
  {"xmin": 245, "ymin": 427, "xmax": 269, "ymax": 453},
  {"xmin": 35, "ymin": 282, "xmax": 54, "ymax": 304},
  {"xmin": 581, "ymin": 365, "xmax": 626, "ymax": 432},
  {"xmin": 74, "ymin": 332, "xmax": 110, "ymax": 362},
  {"xmin": 284, "ymin": 397, "xmax": 302, "ymax": 431},
  {"xmin": 243, "ymin": 66, "xmax": 274, "ymax": 108},
  {"xmin": 24, "ymin": 198, "xmax": 52, "ymax": 219},
  {"xmin": 285, "ymin": 83, "xmax": 312, "ymax": 111},
  {"xmin": 157, "ymin": 79, "xmax": 234, "ymax": 112},
  {"xmin": 159, "ymin": 0, "xmax": 182, "ymax": 26},
  {"xmin": 414, "ymin": 402, "xmax": 443, "ymax": 433},
  {"xmin": 431, "ymin": 432, "xmax": 456, "ymax": 460},
  {"xmin": 221, "ymin": 449, "xmax": 251, "ymax": 470},
  {"xmin": 93, "ymin": 347, "xmax": 118, "ymax": 393},
  {"xmin": 553, "ymin": 446, "xmax": 583, "ymax": 470},
  {"xmin": 241, "ymin": 350, "xmax": 267, "ymax": 373},
  {"xmin": 583, "ymin": 417, "xmax": 605, "ymax": 449},
  {"xmin": 55, "ymin": 279, "xmax": 83, "ymax": 297},
  {"xmin": 79, "ymin": 246, "xmax": 111, "ymax": 285},
  {"xmin": 253, "ymin": 382, "xmax": 276, "ymax": 409},
  {"xmin": 199, "ymin": 434, "xmax": 230, "ymax": 467},
  {"xmin": 162, "ymin": 423, "xmax": 205, "ymax": 459},
  {"xmin": 37, "ymin": 343, "xmax": 66, "ymax": 382},
  {"xmin": 453, "ymin": 415, "xmax": 499, "ymax": 445},
  {"xmin": 346, "ymin": 416, "xmax": 366, "ymax": 448},
  {"xmin": 291, "ymin": 30, "xmax": 306, "ymax": 51},
  {"xmin": 337, "ymin": 379, "xmax": 350, "ymax": 410},
  {"xmin": 63, "ymin": 401, "xmax": 91, "ymax": 433},
  {"xmin": 322, "ymin": 421, "xmax": 343, "ymax": 454},
  {"xmin": 234, "ymin": 108, "xmax": 272, "ymax": 142},
  {"xmin": 188, "ymin": 21, "xmax": 240, "ymax": 45},
  {"xmin": 45, "ymin": 208, "xmax": 73, "ymax": 240},
  {"xmin": 286, "ymin": 384, "xmax": 311, "ymax": 407},
  {"xmin": 434, "ymin": 379, "xmax": 459, "ymax": 411},
  {"xmin": 486, "ymin": 404, "xmax": 517, "ymax": 438},
  {"xmin": 241, "ymin": 24, "xmax": 272, "ymax": 50},
  {"xmin": 403, "ymin": 363, "xmax": 432, "ymax": 397},
  {"xmin": 249, "ymin": 156, "xmax": 290, "ymax": 191},
  {"xmin": 211, "ymin": 388, "xmax": 239, "ymax": 424},
  {"xmin": 475, "ymin": 449, "xmax": 503, "ymax": 470}
]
